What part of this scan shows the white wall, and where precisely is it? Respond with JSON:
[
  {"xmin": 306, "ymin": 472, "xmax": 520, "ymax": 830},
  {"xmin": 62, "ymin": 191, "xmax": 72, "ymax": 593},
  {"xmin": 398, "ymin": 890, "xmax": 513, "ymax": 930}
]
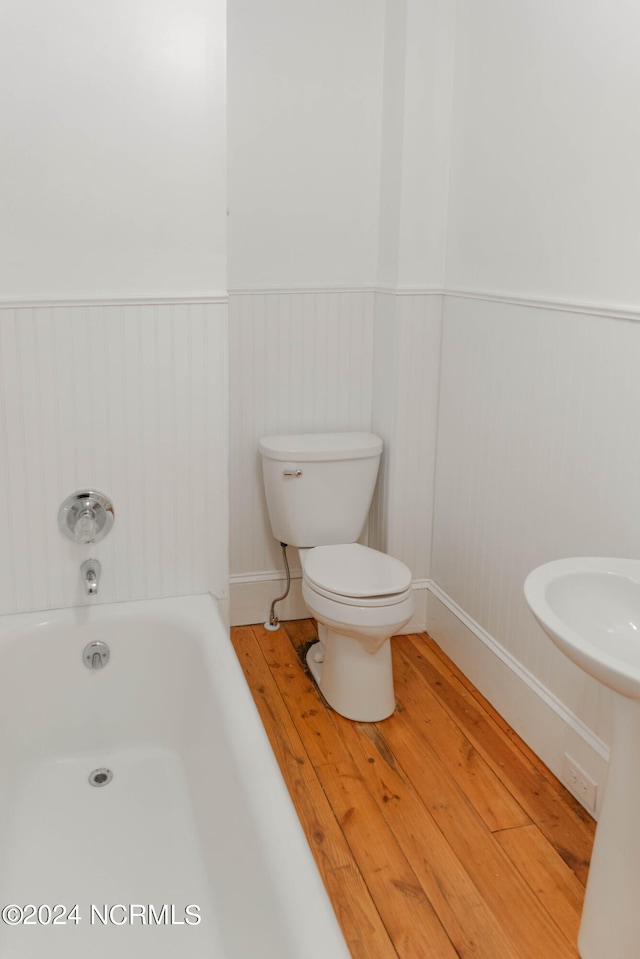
[
  {"xmin": 367, "ymin": 0, "xmax": 453, "ymax": 630},
  {"xmin": 227, "ymin": 0, "xmax": 452, "ymax": 626},
  {"xmin": 0, "ymin": 1, "xmax": 228, "ymax": 617},
  {"xmin": 430, "ymin": 0, "xmax": 640, "ymax": 807},
  {"xmin": 227, "ymin": 0, "xmax": 386, "ymax": 290},
  {"xmin": 445, "ymin": 0, "xmax": 640, "ymax": 307},
  {"xmin": 377, "ymin": 0, "xmax": 455, "ymax": 289},
  {"xmin": 0, "ymin": 0, "xmax": 226, "ymax": 299},
  {"xmin": 227, "ymin": 0, "xmax": 454, "ymax": 294},
  {"xmin": 226, "ymin": 0, "xmax": 386, "ymax": 623}
]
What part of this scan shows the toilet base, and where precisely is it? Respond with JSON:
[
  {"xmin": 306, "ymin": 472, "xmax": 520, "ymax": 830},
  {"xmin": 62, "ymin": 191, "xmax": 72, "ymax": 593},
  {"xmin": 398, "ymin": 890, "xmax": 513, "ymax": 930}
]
[{"xmin": 305, "ymin": 631, "xmax": 395, "ymax": 722}]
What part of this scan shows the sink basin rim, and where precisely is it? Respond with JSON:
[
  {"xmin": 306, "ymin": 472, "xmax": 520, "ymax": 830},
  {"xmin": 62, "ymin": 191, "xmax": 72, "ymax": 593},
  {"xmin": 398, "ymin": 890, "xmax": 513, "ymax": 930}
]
[{"xmin": 524, "ymin": 556, "xmax": 640, "ymax": 699}]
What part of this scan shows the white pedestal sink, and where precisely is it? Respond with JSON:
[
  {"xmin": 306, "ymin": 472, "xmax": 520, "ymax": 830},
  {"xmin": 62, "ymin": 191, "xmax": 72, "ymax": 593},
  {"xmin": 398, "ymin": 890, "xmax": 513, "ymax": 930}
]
[{"xmin": 524, "ymin": 558, "xmax": 640, "ymax": 959}]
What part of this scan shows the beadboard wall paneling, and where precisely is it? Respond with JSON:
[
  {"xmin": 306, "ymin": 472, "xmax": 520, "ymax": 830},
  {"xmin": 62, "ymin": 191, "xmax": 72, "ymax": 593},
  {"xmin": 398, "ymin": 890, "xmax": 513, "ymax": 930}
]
[
  {"xmin": 228, "ymin": 290, "xmax": 375, "ymax": 590},
  {"xmin": 371, "ymin": 292, "xmax": 442, "ymax": 583},
  {"xmin": 368, "ymin": 293, "xmax": 397, "ymax": 557},
  {"xmin": 430, "ymin": 294, "xmax": 640, "ymax": 744},
  {"xmin": 0, "ymin": 300, "xmax": 228, "ymax": 617},
  {"xmin": 228, "ymin": 288, "xmax": 440, "ymax": 628}
]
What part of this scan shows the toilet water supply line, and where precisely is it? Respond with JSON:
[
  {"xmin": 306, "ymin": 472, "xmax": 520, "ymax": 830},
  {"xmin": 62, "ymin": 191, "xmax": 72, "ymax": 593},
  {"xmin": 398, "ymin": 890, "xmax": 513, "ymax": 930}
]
[{"xmin": 264, "ymin": 543, "xmax": 290, "ymax": 631}]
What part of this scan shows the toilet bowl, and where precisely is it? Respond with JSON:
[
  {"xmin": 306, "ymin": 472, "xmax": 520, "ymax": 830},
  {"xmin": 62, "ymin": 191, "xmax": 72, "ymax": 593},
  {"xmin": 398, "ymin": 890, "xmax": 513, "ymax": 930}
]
[{"xmin": 300, "ymin": 544, "xmax": 415, "ymax": 721}]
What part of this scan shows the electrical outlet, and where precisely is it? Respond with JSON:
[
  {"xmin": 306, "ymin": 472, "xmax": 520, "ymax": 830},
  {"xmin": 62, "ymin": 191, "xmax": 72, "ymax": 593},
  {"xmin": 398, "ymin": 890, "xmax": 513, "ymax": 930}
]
[{"xmin": 562, "ymin": 753, "xmax": 598, "ymax": 813}]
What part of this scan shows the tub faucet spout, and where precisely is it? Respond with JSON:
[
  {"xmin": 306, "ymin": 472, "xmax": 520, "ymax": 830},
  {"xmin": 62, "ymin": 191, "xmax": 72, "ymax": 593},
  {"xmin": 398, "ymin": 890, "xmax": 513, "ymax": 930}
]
[{"xmin": 81, "ymin": 559, "xmax": 101, "ymax": 596}]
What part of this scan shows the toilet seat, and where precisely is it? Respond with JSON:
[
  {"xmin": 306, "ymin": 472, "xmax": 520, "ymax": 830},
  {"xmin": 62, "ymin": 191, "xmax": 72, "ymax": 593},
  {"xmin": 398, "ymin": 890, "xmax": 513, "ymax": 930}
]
[
  {"xmin": 303, "ymin": 544, "xmax": 412, "ymax": 607},
  {"xmin": 305, "ymin": 579, "xmax": 413, "ymax": 608}
]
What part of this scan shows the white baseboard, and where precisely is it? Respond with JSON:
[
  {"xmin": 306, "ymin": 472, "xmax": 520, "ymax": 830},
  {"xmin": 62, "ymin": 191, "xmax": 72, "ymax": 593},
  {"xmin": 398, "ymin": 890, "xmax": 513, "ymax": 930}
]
[
  {"xmin": 230, "ymin": 573, "xmax": 429, "ymax": 634},
  {"xmin": 397, "ymin": 579, "xmax": 429, "ymax": 634},
  {"xmin": 230, "ymin": 572, "xmax": 308, "ymax": 627},
  {"xmin": 425, "ymin": 582, "xmax": 609, "ymax": 818}
]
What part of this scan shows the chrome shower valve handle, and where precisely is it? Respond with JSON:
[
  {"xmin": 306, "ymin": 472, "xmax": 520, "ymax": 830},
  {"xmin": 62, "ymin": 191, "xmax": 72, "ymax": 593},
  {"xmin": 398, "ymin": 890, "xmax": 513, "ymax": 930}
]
[{"xmin": 58, "ymin": 491, "xmax": 114, "ymax": 544}]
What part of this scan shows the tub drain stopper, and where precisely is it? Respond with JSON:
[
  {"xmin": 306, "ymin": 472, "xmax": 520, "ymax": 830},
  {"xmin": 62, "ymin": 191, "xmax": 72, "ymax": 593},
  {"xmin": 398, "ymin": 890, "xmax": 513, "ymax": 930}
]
[{"xmin": 88, "ymin": 768, "xmax": 113, "ymax": 787}]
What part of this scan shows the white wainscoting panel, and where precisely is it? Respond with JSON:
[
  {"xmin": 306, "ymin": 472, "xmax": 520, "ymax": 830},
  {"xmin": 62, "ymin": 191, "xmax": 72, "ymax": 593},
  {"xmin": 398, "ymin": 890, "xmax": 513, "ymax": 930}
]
[
  {"xmin": 0, "ymin": 300, "xmax": 228, "ymax": 616},
  {"xmin": 228, "ymin": 290, "xmax": 375, "ymax": 625},
  {"xmin": 368, "ymin": 292, "xmax": 398, "ymax": 556},
  {"xmin": 371, "ymin": 292, "xmax": 442, "ymax": 597},
  {"xmin": 431, "ymin": 294, "xmax": 640, "ymax": 747},
  {"xmin": 228, "ymin": 288, "xmax": 441, "ymax": 628}
]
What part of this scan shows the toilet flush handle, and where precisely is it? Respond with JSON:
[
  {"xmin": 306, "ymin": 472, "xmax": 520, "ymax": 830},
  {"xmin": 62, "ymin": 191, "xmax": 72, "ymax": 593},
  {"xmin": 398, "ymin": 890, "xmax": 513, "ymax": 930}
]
[{"xmin": 283, "ymin": 469, "xmax": 303, "ymax": 477}]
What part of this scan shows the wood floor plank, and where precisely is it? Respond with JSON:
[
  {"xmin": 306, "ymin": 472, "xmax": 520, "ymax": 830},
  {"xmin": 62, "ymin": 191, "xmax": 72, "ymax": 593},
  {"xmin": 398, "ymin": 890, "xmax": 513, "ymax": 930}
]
[
  {"xmin": 397, "ymin": 633, "xmax": 595, "ymax": 883},
  {"xmin": 230, "ymin": 621, "xmax": 592, "ymax": 959},
  {"xmin": 317, "ymin": 759, "xmax": 460, "ymax": 959},
  {"xmin": 495, "ymin": 824, "xmax": 583, "ymax": 945},
  {"xmin": 254, "ymin": 621, "xmax": 353, "ymax": 768},
  {"xmin": 336, "ymin": 718, "xmax": 529, "ymax": 959},
  {"xmin": 281, "ymin": 617, "xmax": 318, "ymax": 650},
  {"xmin": 231, "ymin": 626, "xmax": 398, "ymax": 959},
  {"xmin": 391, "ymin": 642, "xmax": 531, "ymax": 832},
  {"xmin": 409, "ymin": 632, "xmax": 588, "ymax": 797},
  {"xmin": 269, "ymin": 625, "xmax": 519, "ymax": 958},
  {"xmin": 258, "ymin": 642, "xmax": 516, "ymax": 959},
  {"xmin": 260, "ymin": 624, "xmax": 472, "ymax": 955},
  {"xmin": 405, "ymin": 631, "xmax": 592, "ymax": 804},
  {"xmin": 378, "ymin": 688, "xmax": 580, "ymax": 959},
  {"xmin": 231, "ymin": 627, "xmax": 315, "ymax": 784},
  {"xmin": 302, "ymin": 778, "xmax": 396, "ymax": 959}
]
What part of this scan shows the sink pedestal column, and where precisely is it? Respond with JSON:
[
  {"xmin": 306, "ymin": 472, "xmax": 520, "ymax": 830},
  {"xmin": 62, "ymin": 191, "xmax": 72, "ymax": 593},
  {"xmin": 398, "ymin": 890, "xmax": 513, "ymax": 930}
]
[{"xmin": 578, "ymin": 692, "xmax": 640, "ymax": 959}]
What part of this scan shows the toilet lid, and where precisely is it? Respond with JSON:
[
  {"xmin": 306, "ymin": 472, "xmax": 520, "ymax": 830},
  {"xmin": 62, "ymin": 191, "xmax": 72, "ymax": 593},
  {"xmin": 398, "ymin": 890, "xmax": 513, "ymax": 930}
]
[{"xmin": 304, "ymin": 544, "xmax": 412, "ymax": 599}]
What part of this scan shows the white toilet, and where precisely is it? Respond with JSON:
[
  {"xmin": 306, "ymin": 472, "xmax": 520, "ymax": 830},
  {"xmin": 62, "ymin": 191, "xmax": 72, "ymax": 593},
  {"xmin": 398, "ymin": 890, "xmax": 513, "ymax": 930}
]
[{"xmin": 259, "ymin": 432, "xmax": 415, "ymax": 722}]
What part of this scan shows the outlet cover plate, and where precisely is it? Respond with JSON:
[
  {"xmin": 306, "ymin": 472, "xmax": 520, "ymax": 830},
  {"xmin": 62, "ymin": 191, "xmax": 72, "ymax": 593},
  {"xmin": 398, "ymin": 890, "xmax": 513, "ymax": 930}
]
[{"xmin": 562, "ymin": 752, "xmax": 598, "ymax": 813}]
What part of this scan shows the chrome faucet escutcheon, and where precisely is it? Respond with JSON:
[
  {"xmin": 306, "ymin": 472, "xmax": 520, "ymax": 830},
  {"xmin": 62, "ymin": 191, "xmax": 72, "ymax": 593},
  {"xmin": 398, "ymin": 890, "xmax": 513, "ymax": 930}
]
[{"xmin": 58, "ymin": 490, "xmax": 114, "ymax": 544}]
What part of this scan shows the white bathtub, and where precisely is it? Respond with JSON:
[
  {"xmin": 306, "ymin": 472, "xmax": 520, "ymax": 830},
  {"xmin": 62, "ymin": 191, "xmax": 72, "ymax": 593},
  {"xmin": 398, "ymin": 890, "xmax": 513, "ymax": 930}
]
[{"xmin": 0, "ymin": 594, "xmax": 350, "ymax": 959}]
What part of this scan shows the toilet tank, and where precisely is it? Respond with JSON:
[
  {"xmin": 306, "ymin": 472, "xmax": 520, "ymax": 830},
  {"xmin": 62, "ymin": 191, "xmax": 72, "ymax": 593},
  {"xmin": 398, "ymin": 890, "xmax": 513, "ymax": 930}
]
[{"xmin": 259, "ymin": 432, "xmax": 383, "ymax": 548}]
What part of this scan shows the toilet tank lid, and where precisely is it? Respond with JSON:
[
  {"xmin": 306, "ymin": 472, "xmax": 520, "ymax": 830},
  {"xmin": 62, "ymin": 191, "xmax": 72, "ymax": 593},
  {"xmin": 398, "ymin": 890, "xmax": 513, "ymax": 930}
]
[{"xmin": 259, "ymin": 432, "xmax": 382, "ymax": 462}]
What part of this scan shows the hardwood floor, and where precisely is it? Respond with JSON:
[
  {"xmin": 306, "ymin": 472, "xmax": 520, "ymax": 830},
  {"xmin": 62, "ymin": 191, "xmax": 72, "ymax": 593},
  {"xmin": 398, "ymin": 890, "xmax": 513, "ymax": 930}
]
[{"xmin": 230, "ymin": 619, "xmax": 596, "ymax": 959}]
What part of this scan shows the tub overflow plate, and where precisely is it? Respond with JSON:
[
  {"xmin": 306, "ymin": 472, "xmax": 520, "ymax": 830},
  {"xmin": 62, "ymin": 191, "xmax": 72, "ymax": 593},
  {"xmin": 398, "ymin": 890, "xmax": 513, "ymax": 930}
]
[{"xmin": 83, "ymin": 641, "xmax": 110, "ymax": 669}]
